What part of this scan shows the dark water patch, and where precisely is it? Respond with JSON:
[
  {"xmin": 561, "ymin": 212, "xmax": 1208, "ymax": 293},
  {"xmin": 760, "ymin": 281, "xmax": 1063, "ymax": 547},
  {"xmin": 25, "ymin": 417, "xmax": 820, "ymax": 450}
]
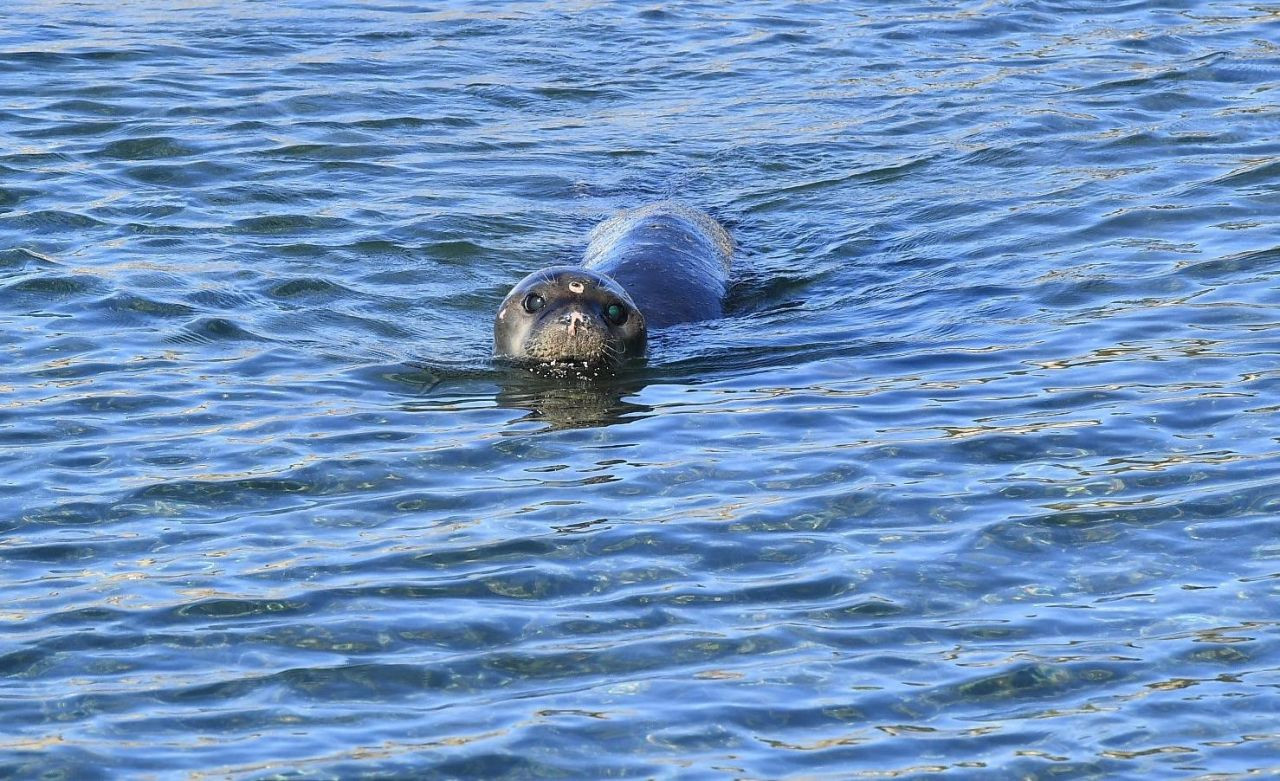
[
  {"xmin": 1072, "ymin": 52, "xmax": 1245, "ymax": 96},
  {"xmin": 348, "ymin": 114, "xmax": 480, "ymax": 130},
  {"xmin": 1211, "ymin": 158, "xmax": 1280, "ymax": 191},
  {"xmin": 37, "ymin": 98, "xmax": 141, "ymax": 117},
  {"xmin": 0, "ymin": 753, "xmax": 114, "ymax": 781},
  {"xmin": 0, "ymin": 49, "xmax": 81, "ymax": 70},
  {"xmin": 21, "ymin": 357, "xmax": 173, "ymax": 383},
  {"xmin": 265, "ymin": 276, "xmax": 352, "ymax": 301},
  {"xmin": 54, "ymin": 392, "xmax": 188, "ymax": 416},
  {"xmin": 637, "ymin": 7, "xmax": 675, "ymax": 21},
  {"xmin": 0, "ymin": 210, "xmax": 105, "ymax": 232},
  {"xmin": 97, "ymin": 136, "xmax": 203, "ymax": 161},
  {"xmin": 0, "ymin": 421, "xmax": 104, "ymax": 450},
  {"xmin": 0, "ymin": 542, "xmax": 112, "ymax": 565},
  {"xmin": 1180, "ymin": 245, "xmax": 1280, "ymax": 281},
  {"xmin": 365, "ymin": 754, "xmax": 569, "ymax": 781},
  {"xmin": 0, "ymin": 247, "xmax": 60, "ymax": 270},
  {"xmin": 17, "ymin": 119, "xmax": 122, "ymax": 139},
  {"xmin": 530, "ymin": 83, "xmax": 628, "ymax": 102},
  {"xmin": 271, "ymin": 241, "xmax": 337, "ymax": 259},
  {"xmin": 285, "ymin": 539, "xmax": 561, "ymax": 583},
  {"xmin": 115, "ymin": 220, "xmax": 212, "ymax": 238},
  {"xmin": 463, "ymin": 82, "xmax": 541, "ymax": 111},
  {"xmin": 94, "ymin": 202, "xmax": 187, "ymax": 225},
  {"xmin": 171, "ymin": 317, "xmax": 270, "ymax": 344},
  {"xmin": 184, "ymin": 288, "xmax": 261, "ymax": 311},
  {"xmin": 252, "ymin": 141, "xmax": 397, "ymax": 162},
  {"xmin": 201, "ymin": 183, "xmax": 337, "ymax": 208},
  {"xmin": 229, "ymin": 214, "xmax": 355, "ymax": 235},
  {"xmin": 70, "ymin": 46, "xmax": 192, "ymax": 65},
  {"xmin": 415, "ymin": 238, "xmax": 490, "ymax": 264},
  {"xmin": 341, "ymin": 239, "xmax": 424, "ymax": 261},
  {"xmin": 2, "ymin": 273, "xmax": 107, "ymax": 302},
  {"xmin": 118, "ymin": 160, "xmax": 241, "ymax": 187}
]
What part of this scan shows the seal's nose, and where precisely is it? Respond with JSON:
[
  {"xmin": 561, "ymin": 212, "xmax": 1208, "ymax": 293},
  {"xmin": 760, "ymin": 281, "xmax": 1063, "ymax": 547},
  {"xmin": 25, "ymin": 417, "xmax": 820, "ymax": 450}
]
[{"xmin": 566, "ymin": 311, "xmax": 585, "ymax": 336}]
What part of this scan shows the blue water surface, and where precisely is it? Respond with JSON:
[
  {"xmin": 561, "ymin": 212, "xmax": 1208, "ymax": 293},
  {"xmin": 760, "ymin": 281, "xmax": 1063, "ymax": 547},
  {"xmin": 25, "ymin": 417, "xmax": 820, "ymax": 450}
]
[{"xmin": 3, "ymin": 1, "xmax": 1280, "ymax": 778}]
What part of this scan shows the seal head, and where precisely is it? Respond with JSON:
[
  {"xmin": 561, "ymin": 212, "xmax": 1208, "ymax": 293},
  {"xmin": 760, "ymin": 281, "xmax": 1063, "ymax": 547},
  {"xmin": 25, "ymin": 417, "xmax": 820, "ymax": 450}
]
[{"xmin": 493, "ymin": 266, "xmax": 646, "ymax": 377}]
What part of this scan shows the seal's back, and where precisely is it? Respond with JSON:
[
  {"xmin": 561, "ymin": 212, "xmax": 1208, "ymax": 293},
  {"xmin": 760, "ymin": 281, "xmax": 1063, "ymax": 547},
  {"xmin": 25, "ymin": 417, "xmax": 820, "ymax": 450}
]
[{"xmin": 582, "ymin": 202, "xmax": 732, "ymax": 328}]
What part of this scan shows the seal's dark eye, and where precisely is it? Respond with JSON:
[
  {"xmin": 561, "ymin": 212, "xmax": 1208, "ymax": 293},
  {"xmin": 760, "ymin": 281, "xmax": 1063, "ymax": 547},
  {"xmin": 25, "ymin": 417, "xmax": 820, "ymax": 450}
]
[
  {"xmin": 605, "ymin": 303, "xmax": 626, "ymax": 324},
  {"xmin": 523, "ymin": 293, "xmax": 545, "ymax": 313}
]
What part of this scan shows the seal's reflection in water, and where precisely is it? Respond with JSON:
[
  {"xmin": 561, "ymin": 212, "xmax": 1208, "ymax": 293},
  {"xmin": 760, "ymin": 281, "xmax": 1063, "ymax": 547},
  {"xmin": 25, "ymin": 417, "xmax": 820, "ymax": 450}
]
[
  {"xmin": 390, "ymin": 362, "xmax": 648, "ymax": 431},
  {"xmin": 494, "ymin": 369, "xmax": 651, "ymax": 431}
]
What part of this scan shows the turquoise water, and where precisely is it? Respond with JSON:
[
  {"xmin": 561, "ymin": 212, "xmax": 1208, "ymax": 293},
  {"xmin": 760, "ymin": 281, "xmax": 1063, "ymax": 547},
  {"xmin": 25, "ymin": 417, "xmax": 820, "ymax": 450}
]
[{"xmin": 4, "ymin": 1, "xmax": 1280, "ymax": 777}]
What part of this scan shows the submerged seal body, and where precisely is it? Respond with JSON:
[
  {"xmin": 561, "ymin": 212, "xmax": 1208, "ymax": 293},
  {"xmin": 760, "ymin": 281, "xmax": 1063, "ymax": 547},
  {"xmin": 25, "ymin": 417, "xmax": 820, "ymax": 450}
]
[{"xmin": 494, "ymin": 202, "xmax": 732, "ymax": 376}]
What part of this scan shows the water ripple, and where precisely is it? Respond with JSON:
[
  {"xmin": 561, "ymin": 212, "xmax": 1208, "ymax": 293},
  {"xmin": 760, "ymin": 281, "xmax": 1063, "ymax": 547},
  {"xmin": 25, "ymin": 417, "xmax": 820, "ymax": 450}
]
[{"xmin": 3, "ymin": 0, "xmax": 1280, "ymax": 777}]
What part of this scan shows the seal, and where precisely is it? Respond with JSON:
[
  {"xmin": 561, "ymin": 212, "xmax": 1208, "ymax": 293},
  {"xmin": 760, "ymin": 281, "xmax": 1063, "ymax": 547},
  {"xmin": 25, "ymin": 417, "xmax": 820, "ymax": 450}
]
[{"xmin": 494, "ymin": 202, "xmax": 732, "ymax": 376}]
